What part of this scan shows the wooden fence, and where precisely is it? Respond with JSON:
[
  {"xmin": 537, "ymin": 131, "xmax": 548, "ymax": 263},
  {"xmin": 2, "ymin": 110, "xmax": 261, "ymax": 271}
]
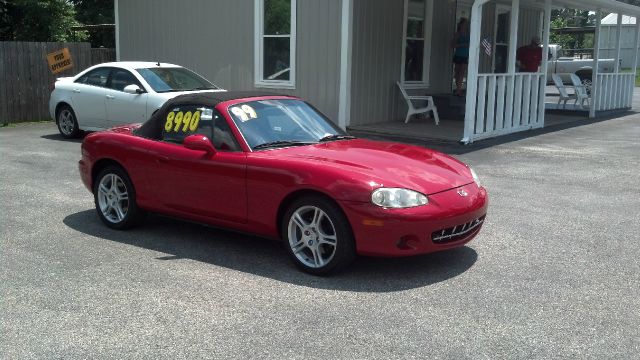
[
  {"xmin": 0, "ymin": 42, "xmax": 115, "ymax": 125},
  {"xmin": 91, "ymin": 48, "xmax": 117, "ymax": 65}
]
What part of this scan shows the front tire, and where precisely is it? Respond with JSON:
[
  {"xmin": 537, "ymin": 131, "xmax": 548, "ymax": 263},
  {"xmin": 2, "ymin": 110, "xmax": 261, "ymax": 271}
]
[
  {"xmin": 94, "ymin": 166, "xmax": 145, "ymax": 230},
  {"xmin": 282, "ymin": 196, "xmax": 356, "ymax": 275},
  {"xmin": 56, "ymin": 105, "xmax": 80, "ymax": 138},
  {"xmin": 576, "ymin": 71, "xmax": 593, "ymax": 95}
]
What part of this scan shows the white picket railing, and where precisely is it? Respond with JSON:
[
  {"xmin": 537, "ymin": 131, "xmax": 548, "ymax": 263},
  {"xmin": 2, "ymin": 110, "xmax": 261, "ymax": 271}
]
[
  {"xmin": 594, "ymin": 73, "xmax": 635, "ymax": 111},
  {"xmin": 468, "ymin": 73, "xmax": 545, "ymax": 142}
]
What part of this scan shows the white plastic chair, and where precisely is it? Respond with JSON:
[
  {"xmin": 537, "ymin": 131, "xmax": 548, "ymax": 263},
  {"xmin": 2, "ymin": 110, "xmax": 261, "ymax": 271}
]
[
  {"xmin": 397, "ymin": 82, "xmax": 440, "ymax": 125},
  {"xmin": 569, "ymin": 73, "xmax": 590, "ymax": 109},
  {"xmin": 552, "ymin": 74, "xmax": 577, "ymax": 109}
]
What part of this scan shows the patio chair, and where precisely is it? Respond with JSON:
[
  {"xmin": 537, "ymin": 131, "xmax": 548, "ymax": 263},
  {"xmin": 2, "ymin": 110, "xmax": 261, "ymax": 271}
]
[
  {"xmin": 569, "ymin": 73, "xmax": 590, "ymax": 109},
  {"xmin": 552, "ymin": 74, "xmax": 577, "ymax": 109},
  {"xmin": 397, "ymin": 82, "xmax": 440, "ymax": 125}
]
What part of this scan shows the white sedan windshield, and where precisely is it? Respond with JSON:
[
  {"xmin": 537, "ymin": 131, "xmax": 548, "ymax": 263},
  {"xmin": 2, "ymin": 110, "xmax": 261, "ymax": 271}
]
[{"xmin": 136, "ymin": 67, "xmax": 219, "ymax": 93}]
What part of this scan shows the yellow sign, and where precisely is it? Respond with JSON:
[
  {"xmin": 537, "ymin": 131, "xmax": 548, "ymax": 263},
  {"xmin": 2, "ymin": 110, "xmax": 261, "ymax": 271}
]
[
  {"xmin": 47, "ymin": 48, "xmax": 73, "ymax": 74},
  {"xmin": 164, "ymin": 111, "xmax": 201, "ymax": 133}
]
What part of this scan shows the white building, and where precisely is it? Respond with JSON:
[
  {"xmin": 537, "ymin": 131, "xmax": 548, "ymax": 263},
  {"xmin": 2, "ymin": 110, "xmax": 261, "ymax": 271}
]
[
  {"xmin": 116, "ymin": 0, "xmax": 640, "ymax": 144},
  {"xmin": 600, "ymin": 13, "xmax": 639, "ymax": 68}
]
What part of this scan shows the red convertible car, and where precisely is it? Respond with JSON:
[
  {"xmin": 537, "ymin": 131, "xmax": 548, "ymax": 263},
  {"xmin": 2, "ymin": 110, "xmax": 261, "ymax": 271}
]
[{"xmin": 79, "ymin": 91, "xmax": 488, "ymax": 275}]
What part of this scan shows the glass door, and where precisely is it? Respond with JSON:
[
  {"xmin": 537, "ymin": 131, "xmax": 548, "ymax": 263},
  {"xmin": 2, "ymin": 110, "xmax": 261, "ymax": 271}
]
[
  {"xmin": 494, "ymin": 6, "xmax": 510, "ymax": 73},
  {"xmin": 453, "ymin": 0, "xmax": 472, "ymax": 93}
]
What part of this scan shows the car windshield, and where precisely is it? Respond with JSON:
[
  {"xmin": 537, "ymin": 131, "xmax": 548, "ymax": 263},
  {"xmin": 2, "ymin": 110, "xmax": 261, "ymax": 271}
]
[
  {"xmin": 227, "ymin": 99, "xmax": 351, "ymax": 150},
  {"xmin": 136, "ymin": 67, "xmax": 219, "ymax": 93}
]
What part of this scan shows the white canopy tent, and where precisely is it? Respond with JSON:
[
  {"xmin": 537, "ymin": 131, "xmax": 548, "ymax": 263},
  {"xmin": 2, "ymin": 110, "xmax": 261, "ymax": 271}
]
[{"xmin": 462, "ymin": 0, "xmax": 640, "ymax": 143}]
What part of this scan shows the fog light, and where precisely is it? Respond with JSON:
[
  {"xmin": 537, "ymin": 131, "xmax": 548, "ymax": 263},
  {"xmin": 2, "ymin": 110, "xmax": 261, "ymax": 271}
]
[{"xmin": 397, "ymin": 236, "xmax": 420, "ymax": 250}]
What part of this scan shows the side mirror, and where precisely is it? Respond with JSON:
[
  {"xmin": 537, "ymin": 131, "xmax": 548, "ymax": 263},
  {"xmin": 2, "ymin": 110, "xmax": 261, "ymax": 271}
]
[
  {"xmin": 183, "ymin": 134, "xmax": 216, "ymax": 155},
  {"xmin": 123, "ymin": 84, "xmax": 144, "ymax": 94}
]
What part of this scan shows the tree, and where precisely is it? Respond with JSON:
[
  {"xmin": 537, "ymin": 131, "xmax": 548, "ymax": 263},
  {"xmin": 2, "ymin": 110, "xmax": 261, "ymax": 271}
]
[
  {"xmin": 550, "ymin": 16, "xmax": 574, "ymax": 50},
  {"xmin": 0, "ymin": 0, "xmax": 83, "ymax": 42},
  {"xmin": 70, "ymin": 0, "xmax": 114, "ymax": 47},
  {"xmin": 0, "ymin": 1, "xmax": 12, "ymax": 39},
  {"xmin": 550, "ymin": 9, "xmax": 595, "ymax": 54}
]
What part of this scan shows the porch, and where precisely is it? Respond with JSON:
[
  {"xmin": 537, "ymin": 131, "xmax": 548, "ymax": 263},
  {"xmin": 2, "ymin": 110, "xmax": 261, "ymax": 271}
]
[
  {"xmin": 344, "ymin": 0, "xmax": 640, "ymax": 144},
  {"xmin": 461, "ymin": 0, "xmax": 640, "ymax": 143},
  {"xmin": 348, "ymin": 87, "xmax": 640, "ymax": 144}
]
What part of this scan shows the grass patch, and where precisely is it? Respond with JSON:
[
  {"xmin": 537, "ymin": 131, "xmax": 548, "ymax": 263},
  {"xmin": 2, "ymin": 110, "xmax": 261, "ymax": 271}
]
[
  {"xmin": 620, "ymin": 68, "xmax": 640, "ymax": 87},
  {"xmin": 1, "ymin": 119, "xmax": 53, "ymax": 128}
]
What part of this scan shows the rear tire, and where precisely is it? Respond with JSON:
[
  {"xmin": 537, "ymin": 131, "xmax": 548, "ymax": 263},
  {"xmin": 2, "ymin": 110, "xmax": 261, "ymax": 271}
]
[
  {"xmin": 282, "ymin": 196, "xmax": 356, "ymax": 275},
  {"xmin": 56, "ymin": 105, "xmax": 80, "ymax": 138},
  {"xmin": 94, "ymin": 166, "xmax": 146, "ymax": 230}
]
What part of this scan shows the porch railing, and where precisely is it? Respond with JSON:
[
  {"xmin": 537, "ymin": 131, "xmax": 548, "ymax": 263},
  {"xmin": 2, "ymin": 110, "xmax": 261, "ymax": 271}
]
[
  {"xmin": 595, "ymin": 73, "xmax": 635, "ymax": 111},
  {"xmin": 469, "ymin": 73, "xmax": 545, "ymax": 141}
]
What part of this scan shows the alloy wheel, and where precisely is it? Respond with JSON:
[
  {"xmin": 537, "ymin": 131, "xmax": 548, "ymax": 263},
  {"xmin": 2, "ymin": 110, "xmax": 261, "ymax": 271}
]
[
  {"xmin": 582, "ymin": 78, "xmax": 593, "ymax": 95},
  {"xmin": 58, "ymin": 109, "xmax": 75, "ymax": 136},
  {"xmin": 287, "ymin": 205, "xmax": 338, "ymax": 269},
  {"xmin": 97, "ymin": 173, "xmax": 130, "ymax": 223}
]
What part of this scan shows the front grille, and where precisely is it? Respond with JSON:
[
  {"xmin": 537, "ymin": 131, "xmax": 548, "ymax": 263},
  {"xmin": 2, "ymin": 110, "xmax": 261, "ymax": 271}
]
[{"xmin": 432, "ymin": 216, "xmax": 485, "ymax": 244}]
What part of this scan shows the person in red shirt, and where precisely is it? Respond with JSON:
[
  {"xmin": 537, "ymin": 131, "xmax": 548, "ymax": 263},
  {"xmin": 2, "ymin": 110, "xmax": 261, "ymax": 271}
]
[{"xmin": 517, "ymin": 36, "xmax": 543, "ymax": 72}]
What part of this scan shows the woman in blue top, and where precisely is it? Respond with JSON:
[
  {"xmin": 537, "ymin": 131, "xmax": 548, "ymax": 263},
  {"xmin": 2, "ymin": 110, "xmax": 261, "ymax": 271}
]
[{"xmin": 451, "ymin": 18, "xmax": 470, "ymax": 97}]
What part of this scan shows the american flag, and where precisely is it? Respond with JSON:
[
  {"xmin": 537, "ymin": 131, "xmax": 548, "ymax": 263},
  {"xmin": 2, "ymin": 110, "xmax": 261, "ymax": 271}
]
[{"xmin": 482, "ymin": 38, "xmax": 492, "ymax": 56}]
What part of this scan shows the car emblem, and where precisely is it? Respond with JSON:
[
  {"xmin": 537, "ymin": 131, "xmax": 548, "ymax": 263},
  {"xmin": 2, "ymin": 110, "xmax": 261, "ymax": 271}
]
[{"xmin": 457, "ymin": 189, "xmax": 468, "ymax": 197}]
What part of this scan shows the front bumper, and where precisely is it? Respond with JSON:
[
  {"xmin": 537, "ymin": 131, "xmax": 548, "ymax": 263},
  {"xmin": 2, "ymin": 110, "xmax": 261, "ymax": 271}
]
[
  {"xmin": 341, "ymin": 183, "xmax": 488, "ymax": 257},
  {"xmin": 79, "ymin": 159, "xmax": 92, "ymax": 192}
]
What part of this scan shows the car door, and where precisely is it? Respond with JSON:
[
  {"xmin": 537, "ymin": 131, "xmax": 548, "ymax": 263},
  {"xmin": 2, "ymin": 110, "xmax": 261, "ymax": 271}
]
[
  {"xmin": 70, "ymin": 67, "xmax": 111, "ymax": 128},
  {"xmin": 144, "ymin": 105, "xmax": 248, "ymax": 223},
  {"xmin": 104, "ymin": 68, "xmax": 149, "ymax": 126}
]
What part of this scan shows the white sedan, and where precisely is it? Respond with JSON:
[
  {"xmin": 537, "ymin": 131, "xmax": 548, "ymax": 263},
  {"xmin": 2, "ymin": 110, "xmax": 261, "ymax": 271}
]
[{"xmin": 49, "ymin": 62, "xmax": 225, "ymax": 138}]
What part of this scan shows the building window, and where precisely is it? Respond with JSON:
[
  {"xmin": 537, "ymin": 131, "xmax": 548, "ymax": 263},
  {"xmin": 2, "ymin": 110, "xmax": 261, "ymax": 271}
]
[
  {"xmin": 255, "ymin": 0, "xmax": 296, "ymax": 89},
  {"xmin": 401, "ymin": 0, "xmax": 433, "ymax": 87}
]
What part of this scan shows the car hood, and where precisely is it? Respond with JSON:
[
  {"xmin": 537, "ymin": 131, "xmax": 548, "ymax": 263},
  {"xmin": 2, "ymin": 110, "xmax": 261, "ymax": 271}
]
[
  {"xmin": 153, "ymin": 89, "xmax": 227, "ymax": 101},
  {"xmin": 264, "ymin": 139, "xmax": 474, "ymax": 195}
]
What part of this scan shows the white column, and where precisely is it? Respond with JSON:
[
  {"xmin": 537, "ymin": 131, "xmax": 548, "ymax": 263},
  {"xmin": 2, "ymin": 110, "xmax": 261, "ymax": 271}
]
[
  {"xmin": 503, "ymin": 0, "xmax": 520, "ymax": 130},
  {"xmin": 115, "ymin": 0, "xmax": 120, "ymax": 61},
  {"xmin": 633, "ymin": 21, "xmax": 640, "ymax": 71},
  {"xmin": 462, "ymin": 0, "xmax": 490, "ymax": 144},
  {"xmin": 615, "ymin": 13, "xmax": 623, "ymax": 72},
  {"xmin": 536, "ymin": 0, "xmax": 552, "ymax": 129},
  {"xmin": 338, "ymin": 0, "xmax": 353, "ymax": 130},
  {"xmin": 591, "ymin": 10, "xmax": 602, "ymax": 118},
  {"xmin": 630, "ymin": 21, "xmax": 640, "ymax": 107},
  {"xmin": 507, "ymin": 0, "xmax": 520, "ymax": 74}
]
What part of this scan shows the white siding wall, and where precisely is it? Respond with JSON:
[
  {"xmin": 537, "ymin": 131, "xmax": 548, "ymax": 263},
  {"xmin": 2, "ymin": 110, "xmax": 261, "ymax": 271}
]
[
  {"xmin": 428, "ymin": 0, "xmax": 457, "ymax": 93},
  {"xmin": 518, "ymin": 8, "xmax": 542, "ymax": 47},
  {"xmin": 118, "ymin": 0, "xmax": 343, "ymax": 122},
  {"xmin": 349, "ymin": 0, "xmax": 405, "ymax": 126},
  {"xmin": 600, "ymin": 25, "xmax": 640, "ymax": 68}
]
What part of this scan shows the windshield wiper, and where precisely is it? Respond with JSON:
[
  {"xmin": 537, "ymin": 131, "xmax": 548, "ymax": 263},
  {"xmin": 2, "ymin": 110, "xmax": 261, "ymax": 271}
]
[
  {"xmin": 155, "ymin": 89, "xmax": 184, "ymax": 93},
  {"xmin": 189, "ymin": 86, "xmax": 217, "ymax": 91},
  {"xmin": 253, "ymin": 140, "xmax": 317, "ymax": 150},
  {"xmin": 156, "ymin": 87, "xmax": 215, "ymax": 93},
  {"xmin": 318, "ymin": 134, "xmax": 356, "ymax": 142}
]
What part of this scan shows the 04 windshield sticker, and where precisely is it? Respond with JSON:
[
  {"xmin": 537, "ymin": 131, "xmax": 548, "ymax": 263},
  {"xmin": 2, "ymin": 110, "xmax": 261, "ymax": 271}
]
[
  {"xmin": 164, "ymin": 110, "xmax": 201, "ymax": 133},
  {"xmin": 230, "ymin": 105, "xmax": 257, "ymax": 122}
]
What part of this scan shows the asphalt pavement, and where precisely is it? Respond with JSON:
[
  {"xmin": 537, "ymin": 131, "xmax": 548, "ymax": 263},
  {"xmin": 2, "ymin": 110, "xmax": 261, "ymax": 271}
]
[{"xmin": 1, "ymin": 116, "xmax": 639, "ymax": 359}]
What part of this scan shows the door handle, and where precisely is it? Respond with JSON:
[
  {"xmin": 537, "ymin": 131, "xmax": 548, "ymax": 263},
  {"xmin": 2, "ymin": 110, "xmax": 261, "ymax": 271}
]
[
  {"xmin": 105, "ymin": 95, "xmax": 115, "ymax": 100},
  {"xmin": 157, "ymin": 156, "xmax": 170, "ymax": 164},
  {"xmin": 72, "ymin": 89, "xmax": 81, "ymax": 93}
]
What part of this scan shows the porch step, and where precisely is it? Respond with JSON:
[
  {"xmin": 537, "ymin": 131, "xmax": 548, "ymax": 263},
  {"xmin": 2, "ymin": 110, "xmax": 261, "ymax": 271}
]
[{"xmin": 432, "ymin": 94, "xmax": 466, "ymax": 121}]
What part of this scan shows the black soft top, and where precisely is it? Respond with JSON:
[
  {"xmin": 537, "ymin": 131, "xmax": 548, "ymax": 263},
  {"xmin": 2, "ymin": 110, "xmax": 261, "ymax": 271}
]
[{"xmin": 135, "ymin": 91, "xmax": 290, "ymax": 139}]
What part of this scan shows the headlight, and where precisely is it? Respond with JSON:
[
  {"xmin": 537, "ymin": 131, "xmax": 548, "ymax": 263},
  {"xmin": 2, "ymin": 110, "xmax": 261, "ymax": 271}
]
[
  {"xmin": 469, "ymin": 167, "xmax": 481, "ymax": 187},
  {"xmin": 371, "ymin": 188, "xmax": 428, "ymax": 208}
]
